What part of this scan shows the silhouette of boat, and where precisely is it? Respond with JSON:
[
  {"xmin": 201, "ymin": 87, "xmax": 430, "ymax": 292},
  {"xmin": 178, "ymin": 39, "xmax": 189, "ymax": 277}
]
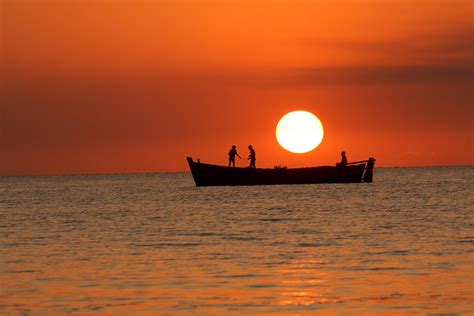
[{"xmin": 187, "ymin": 157, "xmax": 375, "ymax": 186}]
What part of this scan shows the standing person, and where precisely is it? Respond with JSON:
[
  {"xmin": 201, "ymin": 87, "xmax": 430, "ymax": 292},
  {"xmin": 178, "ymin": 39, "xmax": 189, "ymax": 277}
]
[
  {"xmin": 228, "ymin": 145, "xmax": 241, "ymax": 167},
  {"xmin": 247, "ymin": 145, "xmax": 256, "ymax": 168}
]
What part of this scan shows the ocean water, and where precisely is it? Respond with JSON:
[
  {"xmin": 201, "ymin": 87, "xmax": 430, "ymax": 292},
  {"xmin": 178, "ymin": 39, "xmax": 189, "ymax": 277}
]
[{"xmin": 0, "ymin": 167, "xmax": 472, "ymax": 315}]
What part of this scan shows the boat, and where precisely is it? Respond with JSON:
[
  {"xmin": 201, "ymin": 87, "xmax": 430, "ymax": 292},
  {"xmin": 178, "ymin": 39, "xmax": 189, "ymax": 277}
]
[{"xmin": 186, "ymin": 157, "xmax": 375, "ymax": 186}]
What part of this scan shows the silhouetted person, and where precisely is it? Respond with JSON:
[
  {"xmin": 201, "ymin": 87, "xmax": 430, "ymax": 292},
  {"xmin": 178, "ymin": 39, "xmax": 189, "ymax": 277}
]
[
  {"xmin": 228, "ymin": 145, "xmax": 241, "ymax": 167},
  {"xmin": 363, "ymin": 157, "xmax": 376, "ymax": 182},
  {"xmin": 247, "ymin": 145, "xmax": 256, "ymax": 168},
  {"xmin": 336, "ymin": 151, "xmax": 348, "ymax": 167},
  {"xmin": 340, "ymin": 151, "xmax": 347, "ymax": 167}
]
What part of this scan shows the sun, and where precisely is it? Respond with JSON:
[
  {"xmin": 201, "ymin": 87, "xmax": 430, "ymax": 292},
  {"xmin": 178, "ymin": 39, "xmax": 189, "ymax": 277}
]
[{"xmin": 276, "ymin": 111, "xmax": 324, "ymax": 153}]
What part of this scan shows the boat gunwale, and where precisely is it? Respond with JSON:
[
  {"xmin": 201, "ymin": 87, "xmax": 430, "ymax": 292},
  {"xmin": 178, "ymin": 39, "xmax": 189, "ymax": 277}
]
[{"xmin": 187, "ymin": 158, "xmax": 366, "ymax": 171}]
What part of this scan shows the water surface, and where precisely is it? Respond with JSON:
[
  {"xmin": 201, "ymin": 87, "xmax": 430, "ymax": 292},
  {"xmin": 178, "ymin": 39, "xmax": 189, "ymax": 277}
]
[{"xmin": 1, "ymin": 167, "xmax": 473, "ymax": 315}]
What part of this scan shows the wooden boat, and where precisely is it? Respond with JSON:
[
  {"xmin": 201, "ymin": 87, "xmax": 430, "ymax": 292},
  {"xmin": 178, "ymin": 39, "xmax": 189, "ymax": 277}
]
[{"xmin": 187, "ymin": 157, "xmax": 375, "ymax": 186}]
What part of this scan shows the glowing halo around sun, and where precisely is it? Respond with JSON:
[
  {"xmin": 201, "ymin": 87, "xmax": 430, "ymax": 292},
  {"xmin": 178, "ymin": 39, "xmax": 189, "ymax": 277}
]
[{"xmin": 276, "ymin": 111, "xmax": 324, "ymax": 153}]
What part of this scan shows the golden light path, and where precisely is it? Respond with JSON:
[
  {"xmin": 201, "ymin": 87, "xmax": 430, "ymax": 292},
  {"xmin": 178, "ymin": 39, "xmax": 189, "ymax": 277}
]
[{"xmin": 276, "ymin": 110, "xmax": 324, "ymax": 153}]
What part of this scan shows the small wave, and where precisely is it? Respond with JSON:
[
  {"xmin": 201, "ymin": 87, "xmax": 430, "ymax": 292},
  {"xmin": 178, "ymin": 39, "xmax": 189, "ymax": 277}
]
[
  {"xmin": 247, "ymin": 283, "xmax": 276, "ymax": 288},
  {"xmin": 130, "ymin": 243, "xmax": 200, "ymax": 248},
  {"xmin": 214, "ymin": 274, "xmax": 266, "ymax": 279},
  {"xmin": 297, "ymin": 243, "xmax": 325, "ymax": 247},
  {"xmin": 260, "ymin": 218, "xmax": 303, "ymax": 222},
  {"xmin": 34, "ymin": 277, "xmax": 70, "ymax": 282},
  {"xmin": 364, "ymin": 250, "xmax": 413, "ymax": 256},
  {"xmin": 454, "ymin": 239, "xmax": 474, "ymax": 244},
  {"xmin": 338, "ymin": 266, "xmax": 413, "ymax": 271},
  {"xmin": 223, "ymin": 236, "xmax": 263, "ymax": 241},
  {"xmin": 291, "ymin": 229, "xmax": 321, "ymax": 234},
  {"xmin": 6, "ymin": 270, "xmax": 39, "ymax": 273}
]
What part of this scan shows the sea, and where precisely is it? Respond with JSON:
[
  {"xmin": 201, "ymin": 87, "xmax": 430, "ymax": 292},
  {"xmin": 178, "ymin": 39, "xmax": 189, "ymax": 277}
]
[{"xmin": 0, "ymin": 167, "xmax": 472, "ymax": 315}]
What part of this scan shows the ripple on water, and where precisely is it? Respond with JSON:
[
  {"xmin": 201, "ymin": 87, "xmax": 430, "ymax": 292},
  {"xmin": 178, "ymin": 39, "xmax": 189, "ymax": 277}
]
[{"xmin": 1, "ymin": 168, "xmax": 473, "ymax": 315}]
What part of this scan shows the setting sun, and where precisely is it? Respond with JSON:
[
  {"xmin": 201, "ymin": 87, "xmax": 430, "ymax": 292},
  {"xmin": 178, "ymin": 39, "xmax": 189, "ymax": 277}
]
[{"xmin": 276, "ymin": 111, "xmax": 324, "ymax": 154}]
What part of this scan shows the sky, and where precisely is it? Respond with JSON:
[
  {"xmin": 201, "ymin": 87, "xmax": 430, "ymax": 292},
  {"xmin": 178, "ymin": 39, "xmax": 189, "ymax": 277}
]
[{"xmin": 1, "ymin": 0, "xmax": 473, "ymax": 176}]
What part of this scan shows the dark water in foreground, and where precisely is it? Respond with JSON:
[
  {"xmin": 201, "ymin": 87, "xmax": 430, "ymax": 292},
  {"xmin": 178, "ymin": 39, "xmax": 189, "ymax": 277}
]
[{"xmin": 0, "ymin": 167, "xmax": 473, "ymax": 315}]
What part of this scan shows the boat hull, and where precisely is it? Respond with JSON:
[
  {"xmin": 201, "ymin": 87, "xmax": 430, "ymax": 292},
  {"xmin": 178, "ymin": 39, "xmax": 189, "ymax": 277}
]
[{"xmin": 186, "ymin": 157, "xmax": 373, "ymax": 186}]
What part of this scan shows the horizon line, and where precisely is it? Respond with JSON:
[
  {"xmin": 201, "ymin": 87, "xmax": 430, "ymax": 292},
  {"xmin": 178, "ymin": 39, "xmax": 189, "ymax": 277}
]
[{"xmin": 1, "ymin": 164, "xmax": 473, "ymax": 178}]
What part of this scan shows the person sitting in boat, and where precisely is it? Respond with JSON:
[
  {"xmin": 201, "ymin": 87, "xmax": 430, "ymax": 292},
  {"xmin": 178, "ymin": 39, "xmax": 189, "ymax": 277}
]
[
  {"xmin": 248, "ymin": 145, "xmax": 256, "ymax": 168},
  {"xmin": 337, "ymin": 151, "xmax": 347, "ymax": 167},
  {"xmin": 228, "ymin": 145, "xmax": 241, "ymax": 167}
]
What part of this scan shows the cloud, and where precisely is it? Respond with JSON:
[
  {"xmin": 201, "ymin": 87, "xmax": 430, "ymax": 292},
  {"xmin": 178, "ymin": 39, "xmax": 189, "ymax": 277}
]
[
  {"xmin": 303, "ymin": 27, "xmax": 474, "ymax": 66},
  {"xmin": 275, "ymin": 64, "xmax": 474, "ymax": 86}
]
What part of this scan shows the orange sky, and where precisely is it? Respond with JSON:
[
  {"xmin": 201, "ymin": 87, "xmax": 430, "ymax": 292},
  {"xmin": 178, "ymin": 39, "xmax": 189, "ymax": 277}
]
[{"xmin": 1, "ymin": 0, "xmax": 473, "ymax": 176}]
